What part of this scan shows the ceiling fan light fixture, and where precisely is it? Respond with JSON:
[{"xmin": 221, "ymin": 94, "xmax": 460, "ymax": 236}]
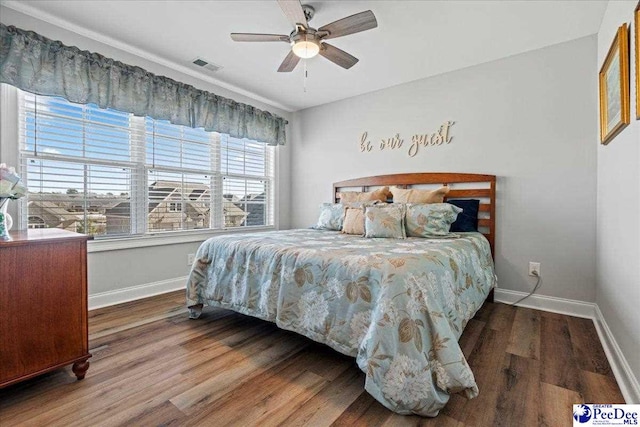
[{"xmin": 292, "ymin": 39, "xmax": 320, "ymax": 58}]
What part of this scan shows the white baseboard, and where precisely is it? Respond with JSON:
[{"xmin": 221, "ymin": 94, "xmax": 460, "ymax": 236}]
[
  {"xmin": 593, "ymin": 305, "xmax": 640, "ymax": 404},
  {"xmin": 88, "ymin": 276, "xmax": 187, "ymax": 310},
  {"xmin": 494, "ymin": 288, "xmax": 596, "ymax": 319},
  {"xmin": 494, "ymin": 288, "xmax": 639, "ymax": 403}
]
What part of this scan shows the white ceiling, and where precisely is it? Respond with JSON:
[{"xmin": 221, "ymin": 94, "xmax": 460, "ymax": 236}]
[{"xmin": 2, "ymin": 1, "xmax": 607, "ymax": 112}]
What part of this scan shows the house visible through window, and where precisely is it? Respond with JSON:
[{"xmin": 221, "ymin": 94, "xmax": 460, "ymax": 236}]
[
  {"xmin": 27, "ymin": 216, "xmax": 46, "ymax": 229},
  {"xmin": 18, "ymin": 90, "xmax": 275, "ymax": 238},
  {"xmin": 167, "ymin": 202, "xmax": 182, "ymax": 212}
]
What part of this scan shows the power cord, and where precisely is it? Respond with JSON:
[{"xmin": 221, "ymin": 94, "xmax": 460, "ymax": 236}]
[{"xmin": 510, "ymin": 270, "xmax": 542, "ymax": 306}]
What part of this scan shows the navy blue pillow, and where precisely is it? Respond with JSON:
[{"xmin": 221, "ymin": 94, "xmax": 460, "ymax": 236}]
[{"xmin": 448, "ymin": 199, "xmax": 480, "ymax": 232}]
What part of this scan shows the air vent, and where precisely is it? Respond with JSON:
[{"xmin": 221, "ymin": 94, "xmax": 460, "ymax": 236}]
[{"xmin": 191, "ymin": 57, "xmax": 223, "ymax": 73}]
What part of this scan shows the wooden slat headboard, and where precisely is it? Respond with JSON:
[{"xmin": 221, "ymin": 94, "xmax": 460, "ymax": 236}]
[{"xmin": 333, "ymin": 172, "xmax": 497, "ymax": 256}]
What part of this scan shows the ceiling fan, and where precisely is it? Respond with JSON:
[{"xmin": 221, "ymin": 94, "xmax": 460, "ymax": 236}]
[{"xmin": 230, "ymin": 0, "xmax": 378, "ymax": 72}]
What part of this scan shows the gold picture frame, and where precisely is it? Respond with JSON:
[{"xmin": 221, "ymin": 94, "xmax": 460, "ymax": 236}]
[
  {"xmin": 635, "ymin": 3, "xmax": 639, "ymax": 119},
  {"xmin": 599, "ymin": 23, "xmax": 630, "ymax": 144}
]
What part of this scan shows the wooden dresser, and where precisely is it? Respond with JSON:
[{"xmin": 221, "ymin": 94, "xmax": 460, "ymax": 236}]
[{"xmin": 0, "ymin": 229, "xmax": 91, "ymax": 387}]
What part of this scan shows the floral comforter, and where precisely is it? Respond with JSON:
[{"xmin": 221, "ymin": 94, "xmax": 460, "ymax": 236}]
[{"xmin": 186, "ymin": 229, "xmax": 496, "ymax": 416}]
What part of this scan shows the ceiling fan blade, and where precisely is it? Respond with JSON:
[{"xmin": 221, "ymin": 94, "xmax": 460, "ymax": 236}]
[
  {"xmin": 230, "ymin": 33, "xmax": 290, "ymax": 42},
  {"xmin": 277, "ymin": 0, "xmax": 308, "ymax": 28},
  {"xmin": 278, "ymin": 50, "xmax": 301, "ymax": 72},
  {"xmin": 318, "ymin": 10, "xmax": 377, "ymax": 40},
  {"xmin": 319, "ymin": 43, "xmax": 359, "ymax": 69}
]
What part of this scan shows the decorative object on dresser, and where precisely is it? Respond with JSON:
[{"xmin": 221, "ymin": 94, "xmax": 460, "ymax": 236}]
[
  {"xmin": 0, "ymin": 164, "xmax": 27, "ymax": 241},
  {"xmin": 599, "ymin": 23, "xmax": 630, "ymax": 144},
  {"xmin": 0, "ymin": 229, "xmax": 92, "ymax": 388},
  {"xmin": 0, "ymin": 202, "xmax": 13, "ymax": 240}
]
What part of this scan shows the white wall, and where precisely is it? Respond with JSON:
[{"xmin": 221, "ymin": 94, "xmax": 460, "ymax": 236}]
[
  {"xmin": 596, "ymin": 0, "xmax": 640, "ymax": 402},
  {"xmin": 291, "ymin": 35, "xmax": 598, "ymax": 303},
  {"xmin": 0, "ymin": 7, "xmax": 292, "ymax": 300}
]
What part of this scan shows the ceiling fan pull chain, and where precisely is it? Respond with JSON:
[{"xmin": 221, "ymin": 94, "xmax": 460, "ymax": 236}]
[{"xmin": 304, "ymin": 60, "xmax": 307, "ymax": 93}]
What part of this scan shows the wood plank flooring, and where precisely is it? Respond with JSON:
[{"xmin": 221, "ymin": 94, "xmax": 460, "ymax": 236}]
[{"xmin": 0, "ymin": 291, "xmax": 624, "ymax": 426}]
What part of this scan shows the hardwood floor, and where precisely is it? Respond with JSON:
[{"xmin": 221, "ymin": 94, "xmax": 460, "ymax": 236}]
[{"xmin": 0, "ymin": 291, "xmax": 624, "ymax": 426}]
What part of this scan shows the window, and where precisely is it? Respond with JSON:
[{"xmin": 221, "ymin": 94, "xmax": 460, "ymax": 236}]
[
  {"xmin": 221, "ymin": 137, "xmax": 274, "ymax": 228},
  {"xmin": 167, "ymin": 202, "xmax": 182, "ymax": 213},
  {"xmin": 27, "ymin": 216, "xmax": 46, "ymax": 229},
  {"xmin": 18, "ymin": 91, "xmax": 275, "ymax": 238}
]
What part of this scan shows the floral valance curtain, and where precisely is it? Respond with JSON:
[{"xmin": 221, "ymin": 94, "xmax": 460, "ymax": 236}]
[{"xmin": 0, "ymin": 24, "xmax": 287, "ymax": 146}]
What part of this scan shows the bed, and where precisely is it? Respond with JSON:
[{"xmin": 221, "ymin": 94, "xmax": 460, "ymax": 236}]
[{"xmin": 186, "ymin": 172, "xmax": 497, "ymax": 417}]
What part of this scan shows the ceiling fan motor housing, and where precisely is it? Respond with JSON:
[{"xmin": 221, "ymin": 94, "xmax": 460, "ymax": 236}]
[{"xmin": 290, "ymin": 28, "xmax": 320, "ymax": 45}]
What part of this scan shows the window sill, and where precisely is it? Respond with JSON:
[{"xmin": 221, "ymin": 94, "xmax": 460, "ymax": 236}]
[{"xmin": 87, "ymin": 226, "xmax": 276, "ymax": 253}]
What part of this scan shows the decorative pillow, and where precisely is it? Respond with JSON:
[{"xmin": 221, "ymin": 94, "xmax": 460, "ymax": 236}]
[
  {"xmin": 448, "ymin": 199, "xmax": 480, "ymax": 232},
  {"xmin": 342, "ymin": 200, "xmax": 383, "ymax": 208},
  {"xmin": 314, "ymin": 203, "xmax": 345, "ymax": 230},
  {"xmin": 406, "ymin": 203, "xmax": 462, "ymax": 238},
  {"xmin": 390, "ymin": 185, "xmax": 449, "ymax": 204},
  {"xmin": 338, "ymin": 186, "xmax": 390, "ymax": 203},
  {"xmin": 364, "ymin": 204, "xmax": 406, "ymax": 239},
  {"xmin": 342, "ymin": 207, "xmax": 365, "ymax": 235}
]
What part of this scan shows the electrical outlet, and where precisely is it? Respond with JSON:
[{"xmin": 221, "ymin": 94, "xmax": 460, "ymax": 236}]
[
  {"xmin": 187, "ymin": 253, "xmax": 195, "ymax": 266},
  {"xmin": 528, "ymin": 262, "xmax": 541, "ymax": 277}
]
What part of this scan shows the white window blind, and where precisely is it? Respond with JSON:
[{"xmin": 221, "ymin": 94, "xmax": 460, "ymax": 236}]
[
  {"xmin": 221, "ymin": 136, "xmax": 273, "ymax": 227},
  {"xmin": 18, "ymin": 90, "xmax": 275, "ymax": 238},
  {"xmin": 144, "ymin": 118, "xmax": 219, "ymax": 233},
  {"xmin": 20, "ymin": 93, "xmax": 138, "ymax": 237}
]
